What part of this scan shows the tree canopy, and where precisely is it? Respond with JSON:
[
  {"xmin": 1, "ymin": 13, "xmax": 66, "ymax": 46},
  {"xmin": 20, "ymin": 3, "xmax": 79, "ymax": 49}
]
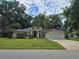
[
  {"xmin": 70, "ymin": 0, "xmax": 79, "ymax": 36},
  {"xmin": 0, "ymin": 0, "xmax": 33, "ymax": 37},
  {"xmin": 32, "ymin": 13, "xmax": 62, "ymax": 29},
  {"xmin": 0, "ymin": 0, "xmax": 32, "ymax": 29}
]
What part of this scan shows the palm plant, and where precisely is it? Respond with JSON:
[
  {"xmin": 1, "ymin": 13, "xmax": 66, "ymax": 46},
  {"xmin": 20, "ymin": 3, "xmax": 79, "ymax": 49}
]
[{"xmin": 62, "ymin": 6, "xmax": 71, "ymax": 38}]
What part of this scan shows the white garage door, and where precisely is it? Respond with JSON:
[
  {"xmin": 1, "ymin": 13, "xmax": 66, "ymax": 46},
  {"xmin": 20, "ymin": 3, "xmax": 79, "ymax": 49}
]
[{"xmin": 46, "ymin": 32, "xmax": 64, "ymax": 40}]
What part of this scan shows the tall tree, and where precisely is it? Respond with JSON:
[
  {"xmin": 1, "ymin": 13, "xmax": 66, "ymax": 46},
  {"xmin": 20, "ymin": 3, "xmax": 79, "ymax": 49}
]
[
  {"xmin": 61, "ymin": 6, "xmax": 71, "ymax": 38},
  {"xmin": 48, "ymin": 14, "xmax": 62, "ymax": 30},
  {"xmin": 32, "ymin": 14, "xmax": 62, "ymax": 29},
  {"xmin": 62, "ymin": 6, "xmax": 71, "ymax": 32},
  {"xmin": 0, "ymin": 16, "xmax": 8, "ymax": 37},
  {"xmin": 0, "ymin": 0, "xmax": 32, "ymax": 37},
  {"xmin": 32, "ymin": 13, "xmax": 50, "ymax": 29},
  {"xmin": 0, "ymin": 0, "xmax": 32, "ymax": 29},
  {"xmin": 70, "ymin": 0, "xmax": 79, "ymax": 37}
]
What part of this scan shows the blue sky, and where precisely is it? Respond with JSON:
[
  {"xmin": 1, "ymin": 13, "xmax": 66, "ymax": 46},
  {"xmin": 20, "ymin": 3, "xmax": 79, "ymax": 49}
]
[{"xmin": 16, "ymin": 0, "xmax": 70, "ymax": 16}]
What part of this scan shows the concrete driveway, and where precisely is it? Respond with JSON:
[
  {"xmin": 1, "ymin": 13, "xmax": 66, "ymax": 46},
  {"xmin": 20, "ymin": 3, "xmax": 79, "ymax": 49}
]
[
  {"xmin": 52, "ymin": 40, "xmax": 79, "ymax": 50},
  {"xmin": 0, "ymin": 50, "xmax": 79, "ymax": 59}
]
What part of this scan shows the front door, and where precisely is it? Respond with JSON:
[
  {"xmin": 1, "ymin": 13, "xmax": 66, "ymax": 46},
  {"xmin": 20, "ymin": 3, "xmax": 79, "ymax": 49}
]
[{"xmin": 33, "ymin": 31, "xmax": 37, "ymax": 38}]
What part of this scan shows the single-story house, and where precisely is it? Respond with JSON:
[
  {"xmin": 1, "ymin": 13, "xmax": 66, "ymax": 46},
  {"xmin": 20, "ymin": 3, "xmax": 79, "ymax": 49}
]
[
  {"xmin": 12, "ymin": 27, "xmax": 45, "ymax": 38},
  {"xmin": 12, "ymin": 27, "xmax": 65, "ymax": 39}
]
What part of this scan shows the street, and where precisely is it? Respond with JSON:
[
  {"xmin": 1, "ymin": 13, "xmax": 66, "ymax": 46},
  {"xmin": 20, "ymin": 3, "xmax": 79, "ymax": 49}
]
[{"xmin": 0, "ymin": 50, "xmax": 79, "ymax": 59}]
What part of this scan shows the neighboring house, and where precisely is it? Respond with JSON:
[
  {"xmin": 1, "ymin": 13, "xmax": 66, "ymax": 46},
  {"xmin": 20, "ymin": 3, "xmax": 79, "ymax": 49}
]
[
  {"xmin": 45, "ymin": 29, "xmax": 65, "ymax": 40},
  {"xmin": 12, "ymin": 27, "xmax": 65, "ymax": 39},
  {"xmin": 69, "ymin": 31, "xmax": 78, "ymax": 38}
]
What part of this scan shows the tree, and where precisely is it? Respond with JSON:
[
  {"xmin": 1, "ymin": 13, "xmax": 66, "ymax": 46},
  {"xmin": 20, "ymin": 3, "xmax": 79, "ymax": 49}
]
[
  {"xmin": 32, "ymin": 13, "xmax": 62, "ymax": 30},
  {"xmin": 61, "ymin": 6, "xmax": 71, "ymax": 38},
  {"xmin": 62, "ymin": 6, "xmax": 71, "ymax": 32},
  {"xmin": 48, "ymin": 14, "xmax": 62, "ymax": 30},
  {"xmin": 70, "ymin": 0, "xmax": 79, "ymax": 37},
  {"xmin": 0, "ymin": 0, "xmax": 32, "ymax": 37},
  {"xmin": 0, "ymin": 16, "xmax": 8, "ymax": 37},
  {"xmin": 0, "ymin": 0, "xmax": 32, "ymax": 29},
  {"xmin": 32, "ymin": 13, "xmax": 50, "ymax": 29},
  {"xmin": 11, "ymin": 23, "xmax": 21, "ymax": 29}
]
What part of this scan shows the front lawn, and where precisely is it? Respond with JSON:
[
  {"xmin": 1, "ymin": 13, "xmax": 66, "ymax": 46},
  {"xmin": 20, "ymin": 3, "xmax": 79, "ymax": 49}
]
[{"xmin": 0, "ymin": 38, "xmax": 65, "ymax": 50}]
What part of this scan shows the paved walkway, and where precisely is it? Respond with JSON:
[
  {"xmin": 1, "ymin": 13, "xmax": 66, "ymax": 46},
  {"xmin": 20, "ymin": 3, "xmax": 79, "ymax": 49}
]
[
  {"xmin": 52, "ymin": 40, "xmax": 79, "ymax": 50},
  {"xmin": 0, "ymin": 50, "xmax": 79, "ymax": 59}
]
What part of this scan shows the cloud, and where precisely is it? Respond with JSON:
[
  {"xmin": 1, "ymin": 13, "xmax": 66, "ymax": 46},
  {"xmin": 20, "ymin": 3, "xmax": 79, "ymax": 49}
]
[
  {"xmin": 27, "ymin": 4, "xmax": 39, "ymax": 16},
  {"xmin": 16, "ymin": 0, "xmax": 70, "ymax": 16}
]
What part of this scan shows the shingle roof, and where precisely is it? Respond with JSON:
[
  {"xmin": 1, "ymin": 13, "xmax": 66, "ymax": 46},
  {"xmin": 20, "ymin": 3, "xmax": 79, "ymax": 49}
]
[
  {"xmin": 47, "ymin": 29, "xmax": 64, "ymax": 32},
  {"xmin": 14, "ymin": 28, "xmax": 32, "ymax": 32},
  {"xmin": 14, "ymin": 27, "xmax": 43, "ymax": 32}
]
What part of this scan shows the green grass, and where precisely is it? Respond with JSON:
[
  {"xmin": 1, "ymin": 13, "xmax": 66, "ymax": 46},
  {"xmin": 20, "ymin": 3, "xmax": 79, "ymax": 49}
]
[{"xmin": 0, "ymin": 38, "xmax": 65, "ymax": 50}]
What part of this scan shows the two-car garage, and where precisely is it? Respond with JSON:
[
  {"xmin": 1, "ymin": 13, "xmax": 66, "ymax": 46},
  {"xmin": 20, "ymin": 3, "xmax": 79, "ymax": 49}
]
[{"xmin": 45, "ymin": 29, "xmax": 65, "ymax": 40}]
